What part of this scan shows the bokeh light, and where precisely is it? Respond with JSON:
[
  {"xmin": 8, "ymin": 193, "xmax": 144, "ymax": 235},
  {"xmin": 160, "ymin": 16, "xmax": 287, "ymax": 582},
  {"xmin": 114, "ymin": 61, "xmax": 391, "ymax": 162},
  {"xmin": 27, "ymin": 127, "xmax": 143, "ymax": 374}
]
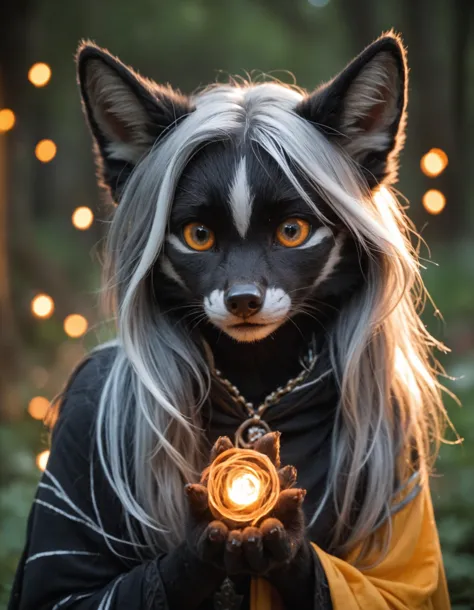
[
  {"xmin": 72, "ymin": 206, "xmax": 94, "ymax": 230},
  {"xmin": 423, "ymin": 189, "xmax": 446, "ymax": 215},
  {"xmin": 35, "ymin": 139, "xmax": 57, "ymax": 163},
  {"xmin": 36, "ymin": 450, "xmax": 50, "ymax": 472},
  {"xmin": 0, "ymin": 109, "xmax": 16, "ymax": 133},
  {"xmin": 31, "ymin": 294, "xmax": 54, "ymax": 318},
  {"xmin": 28, "ymin": 63, "xmax": 52, "ymax": 87},
  {"xmin": 420, "ymin": 148, "xmax": 448, "ymax": 177},
  {"xmin": 28, "ymin": 396, "xmax": 50, "ymax": 420},
  {"xmin": 64, "ymin": 314, "xmax": 88, "ymax": 338}
]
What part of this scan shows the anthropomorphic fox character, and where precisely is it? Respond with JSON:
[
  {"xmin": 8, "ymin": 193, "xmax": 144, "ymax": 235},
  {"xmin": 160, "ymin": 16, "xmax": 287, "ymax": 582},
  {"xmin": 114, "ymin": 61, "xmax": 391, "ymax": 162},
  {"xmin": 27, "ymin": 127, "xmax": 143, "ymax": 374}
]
[{"xmin": 9, "ymin": 32, "xmax": 451, "ymax": 610}]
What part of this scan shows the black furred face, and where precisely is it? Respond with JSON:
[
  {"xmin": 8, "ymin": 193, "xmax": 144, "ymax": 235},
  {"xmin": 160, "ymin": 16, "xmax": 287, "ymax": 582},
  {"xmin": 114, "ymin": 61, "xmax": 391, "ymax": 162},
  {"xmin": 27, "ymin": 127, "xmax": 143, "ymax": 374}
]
[
  {"xmin": 77, "ymin": 34, "xmax": 406, "ymax": 344},
  {"xmin": 157, "ymin": 142, "xmax": 364, "ymax": 343}
]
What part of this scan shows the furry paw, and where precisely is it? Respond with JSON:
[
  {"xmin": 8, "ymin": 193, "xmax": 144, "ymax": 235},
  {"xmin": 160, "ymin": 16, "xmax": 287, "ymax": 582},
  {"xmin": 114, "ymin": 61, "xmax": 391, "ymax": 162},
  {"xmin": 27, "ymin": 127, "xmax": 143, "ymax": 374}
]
[{"xmin": 186, "ymin": 432, "xmax": 307, "ymax": 574}]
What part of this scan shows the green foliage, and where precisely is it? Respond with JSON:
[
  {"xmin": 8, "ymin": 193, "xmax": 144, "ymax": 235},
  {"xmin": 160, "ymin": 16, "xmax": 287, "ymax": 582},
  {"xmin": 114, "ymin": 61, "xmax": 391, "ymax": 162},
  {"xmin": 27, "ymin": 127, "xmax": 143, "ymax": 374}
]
[
  {"xmin": 420, "ymin": 247, "xmax": 474, "ymax": 607},
  {"xmin": 431, "ymin": 348, "xmax": 474, "ymax": 607},
  {"xmin": 0, "ymin": 423, "xmax": 43, "ymax": 607}
]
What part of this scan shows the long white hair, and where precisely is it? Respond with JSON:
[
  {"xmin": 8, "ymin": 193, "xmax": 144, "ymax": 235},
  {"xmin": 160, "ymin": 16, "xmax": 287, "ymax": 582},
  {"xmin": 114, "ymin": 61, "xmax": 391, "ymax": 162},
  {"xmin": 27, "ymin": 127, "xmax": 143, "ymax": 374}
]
[{"xmin": 93, "ymin": 82, "xmax": 447, "ymax": 559}]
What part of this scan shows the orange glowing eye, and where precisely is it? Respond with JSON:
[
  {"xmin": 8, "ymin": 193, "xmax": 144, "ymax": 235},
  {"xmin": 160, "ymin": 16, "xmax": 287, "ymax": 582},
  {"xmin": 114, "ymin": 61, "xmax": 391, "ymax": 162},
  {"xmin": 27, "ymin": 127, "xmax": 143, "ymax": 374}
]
[
  {"xmin": 276, "ymin": 218, "xmax": 310, "ymax": 247},
  {"xmin": 183, "ymin": 222, "xmax": 215, "ymax": 251}
]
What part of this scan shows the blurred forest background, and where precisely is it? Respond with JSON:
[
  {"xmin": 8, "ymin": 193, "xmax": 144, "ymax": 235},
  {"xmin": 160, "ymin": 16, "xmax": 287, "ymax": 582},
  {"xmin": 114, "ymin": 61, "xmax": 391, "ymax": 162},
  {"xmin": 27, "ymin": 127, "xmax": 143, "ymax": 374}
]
[{"xmin": 0, "ymin": 0, "xmax": 473, "ymax": 607}]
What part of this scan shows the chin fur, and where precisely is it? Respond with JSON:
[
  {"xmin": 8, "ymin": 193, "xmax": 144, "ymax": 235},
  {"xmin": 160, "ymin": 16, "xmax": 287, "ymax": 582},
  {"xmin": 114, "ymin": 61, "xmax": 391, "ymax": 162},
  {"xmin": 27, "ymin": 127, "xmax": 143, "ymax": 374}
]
[{"xmin": 219, "ymin": 321, "xmax": 283, "ymax": 342}]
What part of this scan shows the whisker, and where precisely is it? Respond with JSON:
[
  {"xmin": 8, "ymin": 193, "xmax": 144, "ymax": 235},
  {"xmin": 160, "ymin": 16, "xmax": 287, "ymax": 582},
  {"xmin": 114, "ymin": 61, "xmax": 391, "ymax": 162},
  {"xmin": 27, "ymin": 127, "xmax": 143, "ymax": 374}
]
[{"xmin": 284, "ymin": 314, "xmax": 306, "ymax": 340}]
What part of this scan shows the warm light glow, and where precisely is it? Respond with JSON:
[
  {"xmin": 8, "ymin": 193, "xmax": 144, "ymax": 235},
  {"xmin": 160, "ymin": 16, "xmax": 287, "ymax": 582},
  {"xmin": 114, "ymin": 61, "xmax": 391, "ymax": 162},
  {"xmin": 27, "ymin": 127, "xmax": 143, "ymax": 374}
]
[
  {"xmin": 422, "ymin": 189, "xmax": 446, "ymax": 215},
  {"xmin": 373, "ymin": 186, "xmax": 407, "ymax": 253},
  {"xmin": 28, "ymin": 396, "xmax": 50, "ymax": 420},
  {"xmin": 35, "ymin": 139, "xmax": 57, "ymax": 163},
  {"xmin": 207, "ymin": 448, "xmax": 280, "ymax": 527},
  {"xmin": 373, "ymin": 185, "xmax": 394, "ymax": 207},
  {"xmin": 72, "ymin": 206, "xmax": 94, "ymax": 230},
  {"xmin": 28, "ymin": 63, "xmax": 52, "ymax": 87},
  {"xmin": 228, "ymin": 472, "xmax": 261, "ymax": 506},
  {"xmin": 36, "ymin": 450, "xmax": 50, "ymax": 471},
  {"xmin": 64, "ymin": 314, "xmax": 88, "ymax": 338},
  {"xmin": 394, "ymin": 346, "xmax": 421, "ymax": 402},
  {"xmin": 31, "ymin": 294, "xmax": 54, "ymax": 318},
  {"xmin": 0, "ymin": 109, "xmax": 16, "ymax": 132},
  {"xmin": 420, "ymin": 148, "xmax": 448, "ymax": 177}
]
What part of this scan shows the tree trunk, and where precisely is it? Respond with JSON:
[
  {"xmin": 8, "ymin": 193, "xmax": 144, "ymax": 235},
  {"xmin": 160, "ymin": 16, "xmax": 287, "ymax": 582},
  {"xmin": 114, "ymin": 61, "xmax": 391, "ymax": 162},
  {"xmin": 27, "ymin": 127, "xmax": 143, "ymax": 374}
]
[
  {"xmin": 0, "ymin": 0, "xmax": 34, "ymax": 420},
  {"xmin": 337, "ymin": 0, "xmax": 377, "ymax": 53},
  {"xmin": 0, "ymin": 72, "xmax": 21, "ymax": 420},
  {"xmin": 451, "ymin": 0, "xmax": 472, "ymax": 234},
  {"xmin": 401, "ymin": 0, "xmax": 467, "ymax": 240}
]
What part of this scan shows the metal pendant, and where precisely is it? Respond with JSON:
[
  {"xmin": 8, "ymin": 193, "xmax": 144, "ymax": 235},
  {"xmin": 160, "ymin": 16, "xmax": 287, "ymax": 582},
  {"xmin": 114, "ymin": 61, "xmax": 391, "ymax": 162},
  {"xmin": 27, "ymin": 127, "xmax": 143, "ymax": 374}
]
[
  {"xmin": 235, "ymin": 416, "xmax": 271, "ymax": 448},
  {"xmin": 214, "ymin": 577, "xmax": 243, "ymax": 610}
]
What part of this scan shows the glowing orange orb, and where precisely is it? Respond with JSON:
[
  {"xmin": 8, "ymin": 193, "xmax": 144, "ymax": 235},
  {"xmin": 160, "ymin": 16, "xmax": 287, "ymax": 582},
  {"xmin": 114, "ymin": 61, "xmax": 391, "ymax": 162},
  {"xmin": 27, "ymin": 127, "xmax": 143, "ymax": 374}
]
[
  {"xmin": 420, "ymin": 148, "xmax": 448, "ymax": 177},
  {"xmin": 0, "ymin": 109, "xmax": 15, "ymax": 132},
  {"xmin": 28, "ymin": 396, "xmax": 50, "ymax": 420},
  {"xmin": 422, "ymin": 189, "xmax": 446, "ymax": 215},
  {"xmin": 36, "ymin": 450, "xmax": 50, "ymax": 471},
  {"xmin": 31, "ymin": 294, "xmax": 54, "ymax": 318},
  {"xmin": 207, "ymin": 448, "xmax": 280, "ymax": 527},
  {"xmin": 35, "ymin": 139, "xmax": 57, "ymax": 163},
  {"xmin": 72, "ymin": 206, "xmax": 94, "ymax": 230},
  {"xmin": 28, "ymin": 63, "xmax": 52, "ymax": 87},
  {"xmin": 228, "ymin": 472, "xmax": 261, "ymax": 506},
  {"xmin": 64, "ymin": 314, "xmax": 88, "ymax": 338}
]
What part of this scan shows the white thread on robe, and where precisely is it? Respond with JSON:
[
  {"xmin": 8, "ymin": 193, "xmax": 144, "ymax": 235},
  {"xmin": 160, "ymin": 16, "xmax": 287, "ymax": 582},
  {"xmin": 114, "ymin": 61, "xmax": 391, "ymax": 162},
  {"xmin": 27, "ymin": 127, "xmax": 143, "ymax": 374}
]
[{"xmin": 26, "ymin": 550, "xmax": 99, "ymax": 564}]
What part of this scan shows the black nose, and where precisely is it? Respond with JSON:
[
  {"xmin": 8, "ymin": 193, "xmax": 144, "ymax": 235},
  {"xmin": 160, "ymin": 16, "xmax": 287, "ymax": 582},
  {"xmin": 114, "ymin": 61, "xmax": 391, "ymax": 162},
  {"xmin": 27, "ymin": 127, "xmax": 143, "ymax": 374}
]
[{"xmin": 224, "ymin": 283, "xmax": 264, "ymax": 318}]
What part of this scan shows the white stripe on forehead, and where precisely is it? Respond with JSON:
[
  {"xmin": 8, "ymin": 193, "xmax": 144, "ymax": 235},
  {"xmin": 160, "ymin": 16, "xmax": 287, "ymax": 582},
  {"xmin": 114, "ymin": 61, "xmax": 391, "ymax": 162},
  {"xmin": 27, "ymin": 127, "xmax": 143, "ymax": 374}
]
[{"xmin": 228, "ymin": 157, "xmax": 253, "ymax": 238}]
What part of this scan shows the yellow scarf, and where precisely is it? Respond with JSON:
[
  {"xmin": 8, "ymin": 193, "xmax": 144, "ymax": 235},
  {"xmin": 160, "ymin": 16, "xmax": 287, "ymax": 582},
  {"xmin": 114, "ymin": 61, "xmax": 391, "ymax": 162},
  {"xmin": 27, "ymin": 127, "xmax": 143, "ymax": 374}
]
[{"xmin": 250, "ymin": 485, "xmax": 450, "ymax": 609}]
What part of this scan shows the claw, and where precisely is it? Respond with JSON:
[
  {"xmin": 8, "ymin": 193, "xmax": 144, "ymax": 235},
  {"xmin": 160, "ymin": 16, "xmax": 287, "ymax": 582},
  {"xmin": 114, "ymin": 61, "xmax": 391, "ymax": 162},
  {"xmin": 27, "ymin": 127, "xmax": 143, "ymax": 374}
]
[
  {"xmin": 185, "ymin": 483, "xmax": 209, "ymax": 516},
  {"xmin": 225, "ymin": 530, "xmax": 245, "ymax": 575},
  {"xmin": 272, "ymin": 488, "xmax": 306, "ymax": 530},
  {"xmin": 210, "ymin": 436, "xmax": 234, "ymax": 463},
  {"xmin": 198, "ymin": 520, "xmax": 228, "ymax": 562},
  {"xmin": 260, "ymin": 517, "xmax": 284, "ymax": 539},
  {"xmin": 278, "ymin": 465, "xmax": 297, "ymax": 490},
  {"xmin": 260, "ymin": 517, "xmax": 291, "ymax": 562},
  {"xmin": 253, "ymin": 431, "xmax": 281, "ymax": 467},
  {"xmin": 207, "ymin": 520, "xmax": 228, "ymax": 543},
  {"xmin": 242, "ymin": 526, "xmax": 266, "ymax": 572},
  {"xmin": 227, "ymin": 530, "xmax": 243, "ymax": 551},
  {"xmin": 242, "ymin": 526, "xmax": 261, "ymax": 546}
]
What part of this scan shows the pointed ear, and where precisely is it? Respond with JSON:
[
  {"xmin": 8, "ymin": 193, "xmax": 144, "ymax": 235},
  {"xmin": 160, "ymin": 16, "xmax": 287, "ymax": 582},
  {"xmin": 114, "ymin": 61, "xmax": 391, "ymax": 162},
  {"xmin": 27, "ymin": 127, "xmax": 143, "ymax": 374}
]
[
  {"xmin": 76, "ymin": 42, "xmax": 194, "ymax": 201},
  {"xmin": 296, "ymin": 33, "xmax": 407, "ymax": 188}
]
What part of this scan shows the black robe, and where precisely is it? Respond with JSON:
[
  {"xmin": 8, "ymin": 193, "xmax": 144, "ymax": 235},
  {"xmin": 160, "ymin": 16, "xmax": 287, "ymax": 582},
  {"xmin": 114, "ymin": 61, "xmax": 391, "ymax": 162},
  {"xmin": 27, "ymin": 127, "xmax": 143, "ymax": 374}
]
[{"xmin": 8, "ymin": 346, "xmax": 337, "ymax": 609}]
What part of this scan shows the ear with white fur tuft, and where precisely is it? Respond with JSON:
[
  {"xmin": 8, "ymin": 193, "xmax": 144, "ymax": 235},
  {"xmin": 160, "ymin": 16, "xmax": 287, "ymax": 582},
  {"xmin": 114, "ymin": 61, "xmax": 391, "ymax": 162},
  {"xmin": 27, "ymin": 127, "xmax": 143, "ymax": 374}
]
[
  {"xmin": 296, "ymin": 33, "xmax": 407, "ymax": 188},
  {"xmin": 76, "ymin": 42, "xmax": 194, "ymax": 201}
]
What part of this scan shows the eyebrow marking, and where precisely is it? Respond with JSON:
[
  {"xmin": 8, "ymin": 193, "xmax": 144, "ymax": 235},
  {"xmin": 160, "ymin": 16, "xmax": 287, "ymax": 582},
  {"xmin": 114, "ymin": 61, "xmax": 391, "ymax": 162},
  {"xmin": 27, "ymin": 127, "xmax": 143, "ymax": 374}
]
[
  {"xmin": 313, "ymin": 234, "xmax": 345, "ymax": 289},
  {"xmin": 228, "ymin": 157, "xmax": 253, "ymax": 238},
  {"xmin": 160, "ymin": 257, "xmax": 187, "ymax": 289},
  {"xmin": 298, "ymin": 226, "xmax": 333, "ymax": 249},
  {"xmin": 166, "ymin": 234, "xmax": 197, "ymax": 254}
]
